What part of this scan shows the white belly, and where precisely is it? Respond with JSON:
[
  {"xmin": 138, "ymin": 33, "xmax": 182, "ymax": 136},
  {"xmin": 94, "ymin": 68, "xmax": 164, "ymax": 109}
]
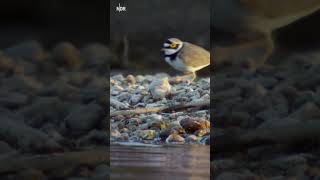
[
  {"xmin": 165, "ymin": 57, "xmax": 209, "ymax": 72},
  {"xmin": 165, "ymin": 57, "xmax": 190, "ymax": 72}
]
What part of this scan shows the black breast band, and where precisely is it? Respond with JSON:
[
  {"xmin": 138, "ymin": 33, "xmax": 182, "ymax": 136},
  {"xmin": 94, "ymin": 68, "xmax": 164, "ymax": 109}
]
[{"xmin": 164, "ymin": 44, "xmax": 183, "ymax": 61}]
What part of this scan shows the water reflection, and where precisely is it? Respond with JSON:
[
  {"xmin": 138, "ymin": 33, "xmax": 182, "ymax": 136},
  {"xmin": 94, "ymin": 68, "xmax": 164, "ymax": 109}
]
[{"xmin": 111, "ymin": 144, "xmax": 210, "ymax": 180}]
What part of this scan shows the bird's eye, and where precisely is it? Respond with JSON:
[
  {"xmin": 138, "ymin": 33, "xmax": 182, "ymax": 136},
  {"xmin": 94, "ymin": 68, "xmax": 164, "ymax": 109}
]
[{"xmin": 170, "ymin": 43, "xmax": 177, "ymax": 48}]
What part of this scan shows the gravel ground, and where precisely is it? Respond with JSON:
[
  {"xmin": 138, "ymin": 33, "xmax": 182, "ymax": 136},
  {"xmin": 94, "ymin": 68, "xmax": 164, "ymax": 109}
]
[
  {"xmin": 110, "ymin": 73, "xmax": 210, "ymax": 145},
  {"xmin": 213, "ymin": 53, "xmax": 320, "ymax": 179},
  {"xmin": 0, "ymin": 41, "xmax": 109, "ymax": 180}
]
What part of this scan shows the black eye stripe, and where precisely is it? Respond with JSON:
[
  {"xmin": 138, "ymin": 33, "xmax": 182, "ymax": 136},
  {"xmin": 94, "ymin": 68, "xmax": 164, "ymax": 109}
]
[{"xmin": 165, "ymin": 40, "xmax": 172, "ymax": 44}]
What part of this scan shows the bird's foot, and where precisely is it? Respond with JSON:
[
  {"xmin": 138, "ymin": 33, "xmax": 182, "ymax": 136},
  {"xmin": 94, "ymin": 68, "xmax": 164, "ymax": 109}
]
[{"xmin": 169, "ymin": 73, "xmax": 194, "ymax": 84}]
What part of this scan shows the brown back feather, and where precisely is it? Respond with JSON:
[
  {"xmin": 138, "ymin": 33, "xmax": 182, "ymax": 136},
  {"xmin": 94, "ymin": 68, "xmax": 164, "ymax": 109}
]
[{"xmin": 178, "ymin": 42, "xmax": 210, "ymax": 68}]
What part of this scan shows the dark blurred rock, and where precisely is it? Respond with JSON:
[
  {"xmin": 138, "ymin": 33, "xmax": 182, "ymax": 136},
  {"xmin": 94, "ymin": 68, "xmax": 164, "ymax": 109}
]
[
  {"xmin": 52, "ymin": 42, "xmax": 82, "ymax": 69},
  {"xmin": 289, "ymin": 102, "xmax": 320, "ymax": 120},
  {"xmin": 0, "ymin": 90, "xmax": 28, "ymax": 109},
  {"xmin": 78, "ymin": 130, "xmax": 108, "ymax": 146},
  {"xmin": 62, "ymin": 71, "xmax": 92, "ymax": 87},
  {"xmin": 215, "ymin": 87, "xmax": 242, "ymax": 101},
  {"xmin": 0, "ymin": 117, "xmax": 61, "ymax": 152},
  {"xmin": 81, "ymin": 43, "xmax": 113, "ymax": 68},
  {"xmin": 16, "ymin": 169, "xmax": 47, "ymax": 180},
  {"xmin": 41, "ymin": 124, "xmax": 65, "ymax": 144},
  {"xmin": 293, "ymin": 91, "xmax": 316, "ymax": 109},
  {"xmin": 5, "ymin": 41, "xmax": 47, "ymax": 62},
  {"xmin": 224, "ymin": 111, "xmax": 250, "ymax": 127},
  {"xmin": 0, "ymin": 141, "xmax": 15, "ymax": 154},
  {"xmin": 0, "ymin": 107, "xmax": 24, "ymax": 120},
  {"xmin": 65, "ymin": 103, "xmax": 104, "ymax": 136},
  {"xmin": 92, "ymin": 164, "xmax": 109, "ymax": 180},
  {"xmin": 212, "ymin": 159, "xmax": 236, "ymax": 172},
  {"xmin": 268, "ymin": 154, "xmax": 308, "ymax": 170},
  {"xmin": 240, "ymin": 96, "xmax": 269, "ymax": 115},
  {"xmin": 294, "ymin": 65, "xmax": 320, "ymax": 90},
  {"xmin": 38, "ymin": 79, "xmax": 82, "ymax": 102},
  {"xmin": 0, "ymin": 52, "xmax": 14, "ymax": 74},
  {"xmin": 2, "ymin": 75, "xmax": 43, "ymax": 94},
  {"xmin": 81, "ymin": 89, "xmax": 105, "ymax": 106},
  {"xmin": 20, "ymin": 97, "xmax": 69, "ymax": 128},
  {"xmin": 14, "ymin": 60, "xmax": 38, "ymax": 76},
  {"xmin": 159, "ymin": 129, "xmax": 171, "ymax": 141}
]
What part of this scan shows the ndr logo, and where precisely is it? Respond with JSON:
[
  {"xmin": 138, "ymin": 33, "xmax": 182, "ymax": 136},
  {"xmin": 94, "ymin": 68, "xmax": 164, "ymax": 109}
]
[{"xmin": 116, "ymin": 3, "xmax": 126, "ymax": 12}]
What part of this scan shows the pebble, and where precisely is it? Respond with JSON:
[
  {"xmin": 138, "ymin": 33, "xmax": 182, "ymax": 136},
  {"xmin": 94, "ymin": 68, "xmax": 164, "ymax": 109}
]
[
  {"xmin": 138, "ymin": 130, "xmax": 156, "ymax": 140},
  {"xmin": 110, "ymin": 74, "xmax": 210, "ymax": 145},
  {"xmin": 180, "ymin": 117, "xmax": 210, "ymax": 134},
  {"xmin": 185, "ymin": 135, "xmax": 198, "ymax": 144},
  {"xmin": 149, "ymin": 77, "xmax": 171, "ymax": 99},
  {"xmin": 126, "ymin": 74, "xmax": 136, "ymax": 84},
  {"xmin": 0, "ymin": 91, "xmax": 28, "ymax": 108},
  {"xmin": 65, "ymin": 103, "xmax": 103, "ymax": 136},
  {"xmin": 165, "ymin": 134, "xmax": 185, "ymax": 144},
  {"xmin": 0, "ymin": 41, "xmax": 114, "ymax": 180},
  {"xmin": 130, "ymin": 94, "xmax": 143, "ymax": 105}
]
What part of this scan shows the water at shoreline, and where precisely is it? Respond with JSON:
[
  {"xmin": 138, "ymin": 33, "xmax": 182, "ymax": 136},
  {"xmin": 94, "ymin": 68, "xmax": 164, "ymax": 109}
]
[{"xmin": 110, "ymin": 144, "xmax": 210, "ymax": 180}]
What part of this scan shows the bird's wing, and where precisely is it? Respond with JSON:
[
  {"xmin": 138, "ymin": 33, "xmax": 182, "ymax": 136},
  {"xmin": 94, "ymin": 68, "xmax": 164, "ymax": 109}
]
[
  {"xmin": 178, "ymin": 42, "xmax": 210, "ymax": 68},
  {"xmin": 239, "ymin": 0, "xmax": 320, "ymax": 19}
]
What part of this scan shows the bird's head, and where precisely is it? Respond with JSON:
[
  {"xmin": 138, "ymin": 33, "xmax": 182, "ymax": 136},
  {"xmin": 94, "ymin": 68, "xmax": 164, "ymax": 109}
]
[{"xmin": 161, "ymin": 38, "xmax": 184, "ymax": 55}]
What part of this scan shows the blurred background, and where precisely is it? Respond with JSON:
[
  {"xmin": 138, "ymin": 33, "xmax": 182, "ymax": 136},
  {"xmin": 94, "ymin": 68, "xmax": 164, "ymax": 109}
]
[
  {"xmin": 213, "ymin": 10, "xmax": 320, "ymax": 65},
  {"xmin": 0, "ymin": 1, "xmax": 109, "ymax": 179},
  {"xmin": 0, "ymin": 0, "xmax": 108, "ymax": 48},
  {"xmin": 110, "ymin": 0, "xmax": 210, "ymax": 75},
  {"xmin": 212, "ymin": 1, "xmax": 320, "ymax": 179}
]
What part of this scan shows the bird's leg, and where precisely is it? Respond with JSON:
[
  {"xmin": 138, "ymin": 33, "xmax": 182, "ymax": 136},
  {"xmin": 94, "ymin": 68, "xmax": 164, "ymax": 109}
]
[
  {"xmin": 191, "ymin": 71, "xmax": 196, "ymax": 82},
  {"xmin": 170, "ymin": 73, "xmax": 193, "ymax": 84},
  {"xmin": 169, "ymin": 72, "xmax": 197, "ymax": 84},
  {"xmin": 184, "ymin": 72, "xmax": 196, "ymax": 85}
]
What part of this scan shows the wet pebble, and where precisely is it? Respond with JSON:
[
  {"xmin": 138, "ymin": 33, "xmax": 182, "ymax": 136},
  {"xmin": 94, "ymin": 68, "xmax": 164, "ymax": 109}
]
[
  {"xmin": 165, "ymin": 134, "xmax": 185, "ymax": 144},
  {"xmin": 180, "ymin": 117, "xmax": 210, "ymax": 134}
]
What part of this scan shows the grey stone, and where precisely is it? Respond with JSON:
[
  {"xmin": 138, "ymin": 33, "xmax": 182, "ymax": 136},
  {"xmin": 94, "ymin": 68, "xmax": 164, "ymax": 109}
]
[
  {"xmin": 0, "ymin": 91, "xmax": 28, "ymax": 108},
  {"xmin": 65, "ymin": 103, "xmax": 103, "ymax": 136},
  {"xmin": 5, "ymin": 41, "xmax": 46, "ymax": 62},
  {"xmin": 20, "ymin": 97, "xmax": 69, "ymax": 128}
]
